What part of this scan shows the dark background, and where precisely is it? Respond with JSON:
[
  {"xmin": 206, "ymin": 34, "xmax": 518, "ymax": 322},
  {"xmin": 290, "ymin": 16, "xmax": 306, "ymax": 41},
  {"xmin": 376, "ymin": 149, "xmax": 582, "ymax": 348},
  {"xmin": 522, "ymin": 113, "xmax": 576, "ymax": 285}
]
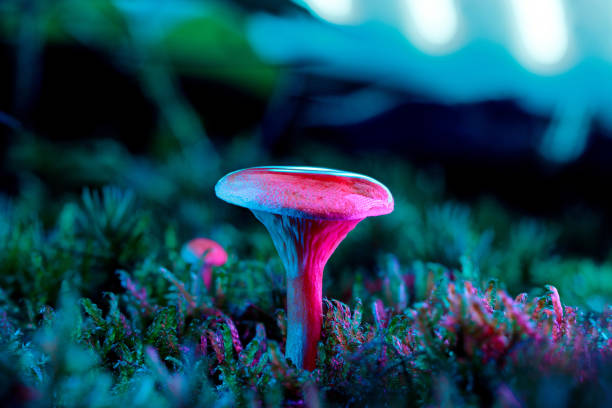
[
  {"xmin": 3, "ymin": 42, "xmax": 612, "ymax": 257},
  {"xmin": 2, "ymin": 1, "xmax": 612, "ymax": 301}
]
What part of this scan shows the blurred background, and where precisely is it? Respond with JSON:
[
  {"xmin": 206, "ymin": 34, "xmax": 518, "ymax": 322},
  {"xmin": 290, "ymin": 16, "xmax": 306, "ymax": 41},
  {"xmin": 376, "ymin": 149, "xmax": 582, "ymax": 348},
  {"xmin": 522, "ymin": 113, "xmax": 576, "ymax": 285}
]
[{"xmin": 2, "ymin": 0, "xmax": 612, "ymax": 310}]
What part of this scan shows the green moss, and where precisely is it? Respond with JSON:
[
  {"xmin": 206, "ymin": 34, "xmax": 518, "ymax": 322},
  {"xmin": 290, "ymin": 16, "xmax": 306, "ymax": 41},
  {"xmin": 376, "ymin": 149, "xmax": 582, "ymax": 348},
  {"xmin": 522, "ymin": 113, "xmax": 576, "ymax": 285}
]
[{"xmin": 1, "ymin": 186, "xmax": 611, "ymax": 407}]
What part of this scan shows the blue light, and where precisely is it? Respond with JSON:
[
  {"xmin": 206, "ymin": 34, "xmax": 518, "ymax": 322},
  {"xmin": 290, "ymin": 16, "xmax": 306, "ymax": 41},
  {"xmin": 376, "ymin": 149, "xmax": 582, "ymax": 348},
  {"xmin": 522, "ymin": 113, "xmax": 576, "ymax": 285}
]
[
  {"xmin": 300, "ymin": 0, "xmax": 354, "ymax": 25},
  {"xmin": 510, "ymin": 0, "xmax": 570, "ymax": 73},
  {"xmin": 404, "ymin": 0, "xmax": 460, "ymax": 54}
]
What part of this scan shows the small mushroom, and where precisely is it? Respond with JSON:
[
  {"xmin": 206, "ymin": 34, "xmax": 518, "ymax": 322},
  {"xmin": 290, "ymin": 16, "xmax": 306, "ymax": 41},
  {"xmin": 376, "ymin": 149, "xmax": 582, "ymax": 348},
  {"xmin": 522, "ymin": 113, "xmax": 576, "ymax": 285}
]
[
  {"xmin": 215, "ymin": 166, "xmax": 393, "ymax": 370},
  {"xmin": 181, "ymin": 238, "xmax": 228, "ymax": 291}
]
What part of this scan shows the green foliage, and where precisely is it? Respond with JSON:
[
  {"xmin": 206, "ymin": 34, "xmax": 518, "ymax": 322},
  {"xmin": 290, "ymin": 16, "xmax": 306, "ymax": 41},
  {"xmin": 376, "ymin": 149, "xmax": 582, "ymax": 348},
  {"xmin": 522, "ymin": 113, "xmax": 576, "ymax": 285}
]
[
  {"xmin": 78, "ymin": 187, "xmax": 151, "ymax": 265},
  {"xmin": 1, "ymin": 187, "xmax": 612, "ymax": 407}
]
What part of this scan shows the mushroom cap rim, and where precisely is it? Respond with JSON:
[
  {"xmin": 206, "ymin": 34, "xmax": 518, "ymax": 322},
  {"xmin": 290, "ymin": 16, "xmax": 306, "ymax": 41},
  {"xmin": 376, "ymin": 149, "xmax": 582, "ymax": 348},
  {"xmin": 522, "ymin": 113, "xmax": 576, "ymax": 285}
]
[{"xmin": 214, "ymin": 165, "xmax": 394, "ymax": 221}]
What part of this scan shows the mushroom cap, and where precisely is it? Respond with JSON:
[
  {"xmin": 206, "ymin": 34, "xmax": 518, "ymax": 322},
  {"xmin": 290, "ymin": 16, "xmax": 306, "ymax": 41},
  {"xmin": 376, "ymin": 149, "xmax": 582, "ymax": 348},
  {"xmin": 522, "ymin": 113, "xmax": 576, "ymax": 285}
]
[
  {"xmin": 182, "ymin": 238, "xmax": 228, "ymax": 266},
  {"xmin": 215, "ymin": 166, "xmax": 394, "ymax": 220}
]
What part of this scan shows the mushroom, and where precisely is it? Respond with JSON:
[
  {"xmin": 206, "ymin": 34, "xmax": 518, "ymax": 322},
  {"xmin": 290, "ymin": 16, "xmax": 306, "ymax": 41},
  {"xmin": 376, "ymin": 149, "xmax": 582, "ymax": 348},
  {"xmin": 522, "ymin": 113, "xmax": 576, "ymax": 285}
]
[
  {"xmin": 215, "ymin": 166, "xmax": 393, "ymax": 370},
  {"xmin": 181, "ymin": 238, "xmax": 228, "ymax": 291}
]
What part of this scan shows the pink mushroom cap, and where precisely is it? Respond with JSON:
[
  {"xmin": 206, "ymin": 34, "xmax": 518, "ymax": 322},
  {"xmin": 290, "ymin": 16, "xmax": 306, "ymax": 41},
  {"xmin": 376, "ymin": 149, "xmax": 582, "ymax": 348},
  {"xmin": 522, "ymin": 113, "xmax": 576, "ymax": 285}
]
[
  {"xmin": 214, "ymin": 166, "xmax": 394, "ymax": 220},
  {"xmin": 182, "ymin": 238, "xmax": 228, "ymax": 266}
]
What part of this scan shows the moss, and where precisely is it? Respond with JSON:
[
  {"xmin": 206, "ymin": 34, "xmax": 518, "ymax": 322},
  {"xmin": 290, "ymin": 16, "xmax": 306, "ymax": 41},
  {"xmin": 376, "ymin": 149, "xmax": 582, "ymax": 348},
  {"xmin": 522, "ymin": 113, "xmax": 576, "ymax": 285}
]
[{"xmin": 0, "ymin": 187, "xmax": 611, "ymax": 407}]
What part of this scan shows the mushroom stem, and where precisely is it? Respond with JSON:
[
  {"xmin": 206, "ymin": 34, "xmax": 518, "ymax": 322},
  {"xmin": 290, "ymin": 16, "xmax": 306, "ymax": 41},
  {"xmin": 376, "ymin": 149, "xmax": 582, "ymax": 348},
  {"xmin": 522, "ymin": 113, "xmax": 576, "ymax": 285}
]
[
  {"xmin": 200, "ymin": 264, "xmax": 213, "ymax": 291},
  {"xmin": 252, "ymin": 210, "xmax": 362, "ymax": 370}
]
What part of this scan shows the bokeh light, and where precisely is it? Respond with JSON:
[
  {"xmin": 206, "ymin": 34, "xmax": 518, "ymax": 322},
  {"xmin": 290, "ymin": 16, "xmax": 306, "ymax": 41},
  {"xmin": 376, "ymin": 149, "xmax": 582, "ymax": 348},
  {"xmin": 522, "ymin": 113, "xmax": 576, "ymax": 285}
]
[
  {"xmin": 404, "ymin": 0, "xmax": 461, "ymax": 54},
  {"xmin": 510, "ymin": 0, "xmax": 570, "ymax": 72},
  {"xmin": 301, "ymin": 0, "xmax": 354, "ymax": 24}
]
